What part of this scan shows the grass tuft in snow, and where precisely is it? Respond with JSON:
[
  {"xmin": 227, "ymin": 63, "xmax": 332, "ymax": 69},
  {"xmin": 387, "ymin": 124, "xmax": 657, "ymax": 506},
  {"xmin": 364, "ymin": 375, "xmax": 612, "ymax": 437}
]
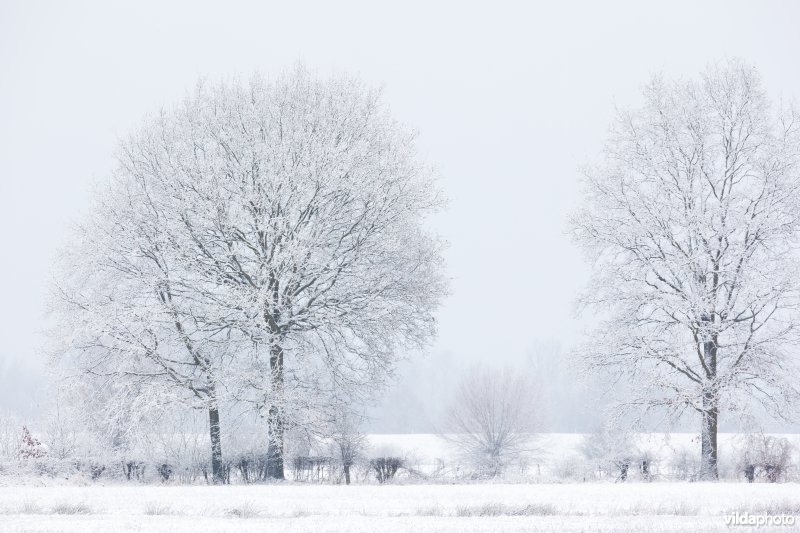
[
  {"xmin": 456, "ymin": 503, "xmax": 558, "ymax": 517},
  {"xmin": 224, "ymin": 501, "xmax": 260, "ymax": 518},
  {"xmin": 51, "ymin": 502, "xmax": 92, "ymax": 515},
  {"xmin": 144, "ymin": 501, "xmax": 179, "ymax": 515},
  {"xmin": 414, "ymin": 505, "xmax": 444, "ymax": 516},
  {"xmin": 623, "ymin": 501, "xmax": 700, "ymax": 516},
  {"xmin": 737, "ymin": 499, "xmax": 800, "ymax": 516},
  {"xmin": 16, "ymin": 499, "xmax": 42, "ymax": 515}
]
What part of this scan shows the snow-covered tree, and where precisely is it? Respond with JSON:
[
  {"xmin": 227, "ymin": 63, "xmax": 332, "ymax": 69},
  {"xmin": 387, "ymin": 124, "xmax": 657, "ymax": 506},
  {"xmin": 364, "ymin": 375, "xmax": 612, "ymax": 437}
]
[
  {"xmin": 19, "ymin": 426, "xmax": 46, "ymax": 460},
  {"xmin": 580, "ymin": 422, "xmax": 639, "ymax": 481},
  {"xmin": 0, "ymin": 410, "xmax": 22, "ymax": 460},
  {"xmin": 738, "ymin": 433, "xmax": 795, "ymax": 483},
  {"xmin": 51, "ymin": 195, "xmax": 245, "ymax": 483},
  {"xmin": 572, "ymin": 60, "xmax": 800, "ymax": 479},
  {"xmin": 326, "ymin": 409, "xmax": 367, "ymax": 485},
  {"xmin": 41, "ymin": 395, "xmax": 79, "ymax": 461},
  {"xmin": 52, "ymin": 66, "xmax": 447, "ymax": 480},
  {"xmin": 440, "ymin": 366, "xmax": 540, "ymax": 477}
]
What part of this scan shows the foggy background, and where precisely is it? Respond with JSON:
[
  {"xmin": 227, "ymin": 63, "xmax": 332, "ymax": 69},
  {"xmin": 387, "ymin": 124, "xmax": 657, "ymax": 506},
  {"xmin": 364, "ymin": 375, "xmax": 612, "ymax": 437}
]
[{"xmin": 2, "ymin": 0, "xmax": 800, "ymax": 432}]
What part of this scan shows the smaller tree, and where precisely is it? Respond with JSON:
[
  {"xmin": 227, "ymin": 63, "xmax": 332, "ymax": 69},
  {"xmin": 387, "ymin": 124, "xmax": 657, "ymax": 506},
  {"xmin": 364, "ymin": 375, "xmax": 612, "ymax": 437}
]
[
  {"xmin": 580, "ymin": 422, "xmax": 639, "ymax": 482},
  {"xmin": 440, "ymin": 366, "xmax": 540, "ymax": 477},
  {"xmin": 328, "ymin": 411, "xmax": 367, "ymax": 485},
  {"xmin": 42, "ymin": 390, "xmax": 80, "ymax": 461},
  {"xmin": 0, "ymin": 410, "xmax": 21, "ymax": 459},
  {"xmin": 19, "ymin": 426, "xmax": 46, "ymax": 460},
  {"xmin": 668, "ymin": 447, "xmax": 697, "ymax": 481},
  {"xmin": 738, "ymin": 434, "xmax": 795, "ymax": 483}
]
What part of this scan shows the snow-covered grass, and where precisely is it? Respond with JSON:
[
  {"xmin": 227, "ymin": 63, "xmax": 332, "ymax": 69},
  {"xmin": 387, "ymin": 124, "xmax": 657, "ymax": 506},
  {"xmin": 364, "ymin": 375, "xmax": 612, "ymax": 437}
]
[
  {"xmin": 2, "ymin": 433, "xmax": 798, "ymax": 531},
  {"xmin": 0, "ymin": 482, "xmax": 798, "ymax": 532}
]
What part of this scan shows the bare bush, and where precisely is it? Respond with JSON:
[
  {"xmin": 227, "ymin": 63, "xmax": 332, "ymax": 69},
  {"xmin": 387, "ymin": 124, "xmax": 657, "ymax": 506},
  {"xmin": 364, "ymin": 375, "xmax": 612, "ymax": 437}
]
[
  {"xmin": 327, "ymin": 411, "xmax": 367, "ymax": 485},
  {"xmin": 738, "ymin": 434, "xmax": 795, "ymax": 483},
  {"xmin": 369, "ymin": 456, "xmax": 404, "ymax": 483},
  {"xmin": 441, "ymin": 366, "xmax": 540, "ymax": 478},
  {"xmin": 580, "ymin": 423, "xmax": 640, "ymax": 482},
  {"xmin": 668, "ymin": 447, "xmax": 698, "ymax": 481}
]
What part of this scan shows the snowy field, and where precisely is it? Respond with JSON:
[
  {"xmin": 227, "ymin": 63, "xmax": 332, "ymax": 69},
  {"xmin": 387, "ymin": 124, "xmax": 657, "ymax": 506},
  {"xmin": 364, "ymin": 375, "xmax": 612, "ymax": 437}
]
[
  {"xmin": 2, "ymin": 433, "xmax": 799, "ymax": 532},
  {"xmin": 1, "ymin": 483, "xmax": 799, "ymax": 532}
]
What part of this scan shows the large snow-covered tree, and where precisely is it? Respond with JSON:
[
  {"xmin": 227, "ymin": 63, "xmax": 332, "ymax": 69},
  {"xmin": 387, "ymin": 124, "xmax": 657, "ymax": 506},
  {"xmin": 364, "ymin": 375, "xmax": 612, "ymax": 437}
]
[
  {"xmin": 572, "ymin": 60, "xmax": 800, "ymax": 479},
  {"xmin": 53, "ymin": 67, "xmax": 447, "ymax": 480}
]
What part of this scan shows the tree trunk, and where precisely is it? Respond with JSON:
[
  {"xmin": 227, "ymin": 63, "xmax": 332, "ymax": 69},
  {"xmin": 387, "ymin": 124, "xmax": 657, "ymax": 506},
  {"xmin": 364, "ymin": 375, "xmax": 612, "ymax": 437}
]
[
  {"xmin": 208, "ymin": 398, "xmax": 224, "ymax": 485},
  {"xmin": 266, "ymin": 340, "xmax": 285, "ymax": 480},
  {"xmin": 699, "ymin": 391, "xmax": 718, "ymax": 480},
  {"xmin": 344, "ymin": 464, "xmax": 351, "ymax": 485},
  {"xmin": 699, "ymin": 331, "xmax": 718, "ymax": 480}
]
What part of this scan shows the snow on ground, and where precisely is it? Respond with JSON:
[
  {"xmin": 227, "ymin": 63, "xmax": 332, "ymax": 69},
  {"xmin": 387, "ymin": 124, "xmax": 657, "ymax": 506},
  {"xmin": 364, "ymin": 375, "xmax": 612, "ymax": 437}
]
[
  {"xmin": 1, "ymin": 482, "xmax": 799, "ymax": 532},
  {"xmin": 2, "ymin": 433, "xmax": 799, "ymax": 532}
]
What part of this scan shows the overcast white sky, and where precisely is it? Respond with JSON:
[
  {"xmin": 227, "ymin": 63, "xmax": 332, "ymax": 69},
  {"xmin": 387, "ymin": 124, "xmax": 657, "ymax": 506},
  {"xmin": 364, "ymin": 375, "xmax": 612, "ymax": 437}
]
[{"xmin": 2, "ymin": 0, "xmax": 800, "ymax": 428}]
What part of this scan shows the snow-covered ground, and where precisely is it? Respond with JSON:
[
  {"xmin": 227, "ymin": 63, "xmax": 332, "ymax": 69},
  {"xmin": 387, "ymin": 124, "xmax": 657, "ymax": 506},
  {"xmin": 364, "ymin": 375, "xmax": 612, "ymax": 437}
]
[
  {"xmin": 2, "ymin": 433, "xmax": 799, "ymax": 532},
  {"xmin": 1, "ymin": 482, "xmax": 799, "ymax": 532}
]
